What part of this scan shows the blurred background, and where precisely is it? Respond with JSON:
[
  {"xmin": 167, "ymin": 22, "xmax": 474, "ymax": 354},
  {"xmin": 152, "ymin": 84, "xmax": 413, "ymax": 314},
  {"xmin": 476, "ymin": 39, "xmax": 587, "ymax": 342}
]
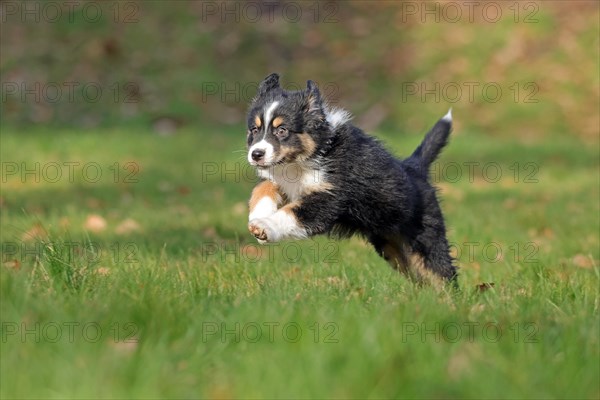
[
  {"xmin": 2, "ymin": 0, "xmax": 598, "ymax": 141},
  {"xmin": 1, "ymin": 3, "xmax": 599, "ymax": 398}
]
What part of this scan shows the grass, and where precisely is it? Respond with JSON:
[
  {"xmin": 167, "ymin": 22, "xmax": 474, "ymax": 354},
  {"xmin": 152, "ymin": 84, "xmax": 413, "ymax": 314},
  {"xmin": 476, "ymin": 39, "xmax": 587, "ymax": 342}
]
[{"xmin": 1, "ymin": 125, "xmax": 598, "ymax": 399}]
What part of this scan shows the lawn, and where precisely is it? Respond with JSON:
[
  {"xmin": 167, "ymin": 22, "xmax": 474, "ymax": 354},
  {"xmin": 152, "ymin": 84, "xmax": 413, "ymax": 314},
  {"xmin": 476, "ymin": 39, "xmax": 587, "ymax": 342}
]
[{"xmin": 1, "ymin": 125, "xmax": 598, "ymax": 399}]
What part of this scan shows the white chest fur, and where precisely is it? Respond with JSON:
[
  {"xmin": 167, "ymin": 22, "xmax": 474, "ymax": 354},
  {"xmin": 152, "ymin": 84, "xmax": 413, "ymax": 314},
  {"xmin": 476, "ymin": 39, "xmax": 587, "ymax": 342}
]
[{"xmin": 257, "ymin": 163, "xmax": 329, "ymax": 203}]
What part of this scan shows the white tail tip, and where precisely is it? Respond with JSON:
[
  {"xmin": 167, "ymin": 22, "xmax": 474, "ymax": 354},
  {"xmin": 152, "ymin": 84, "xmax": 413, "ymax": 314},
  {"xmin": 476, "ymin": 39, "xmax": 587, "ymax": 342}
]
[{"xmin": 442, "ymin": 108, "xmax": 452, "ymax": 122}]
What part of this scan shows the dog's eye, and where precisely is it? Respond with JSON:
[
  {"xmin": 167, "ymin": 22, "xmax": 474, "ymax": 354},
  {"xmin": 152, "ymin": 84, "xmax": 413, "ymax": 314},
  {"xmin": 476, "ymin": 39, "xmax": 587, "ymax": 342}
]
[
  {"xmin": 275, "ymin": 126, "xmax": 288, "ymax": 138},
  {"xmin": 249, "ymin": 127, "xmax": 259, "ymax": 136}
]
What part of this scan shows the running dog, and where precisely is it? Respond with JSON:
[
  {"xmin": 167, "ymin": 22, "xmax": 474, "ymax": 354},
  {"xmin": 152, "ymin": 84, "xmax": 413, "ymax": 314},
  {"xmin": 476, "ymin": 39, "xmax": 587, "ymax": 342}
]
[{"xmin": 246, "ymin": 73, "xmax": 457, "ymax": 283}]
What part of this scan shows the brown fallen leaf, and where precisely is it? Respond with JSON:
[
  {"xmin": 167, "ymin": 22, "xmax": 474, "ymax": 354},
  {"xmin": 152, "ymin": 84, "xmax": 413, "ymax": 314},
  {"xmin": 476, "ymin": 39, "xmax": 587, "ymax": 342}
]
[
  {"xmin": 241, "ymin": 244, "xmax": 264, "ymax": 260},
  {"xmin": 177, "ymin": 186, "xmax": 190, "ymax": 195},
  {"xmin": 3, "ymin": 259, "xmax": 20, "ymax": 270},
  {"xmin": 572, "ymin": 254, "xmax": 593, "ymax": 269},
  {"xmin": 84, "ymin": 214, "xmax": 107, "ymax": 233},
  {"xmin": 476, "ymin": 282, "xmax": 495, "ymax": 292},
  {"xmin": 115, "ymin": 218, "xmax": 141, "ymax": 235}
]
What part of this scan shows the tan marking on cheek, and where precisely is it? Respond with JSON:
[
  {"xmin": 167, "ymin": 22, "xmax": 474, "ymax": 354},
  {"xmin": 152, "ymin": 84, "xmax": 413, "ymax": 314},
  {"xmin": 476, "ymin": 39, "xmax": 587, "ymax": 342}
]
[
  {"xmin": 272, "ymin": 116, "xmax": 284, "ymax": 128},
  {"xmin": 279, "ymin": 146, "xmax": 298, "ymax": 161},
  {"xmin": 297, "ymin": 133, "xmax": 317, "ymax": 159},
  {"xmin": 254, "ymin": 115, "xmax": 262, "ymax": 128},
  {"xmin": 278, "ymin": 134, "xmax": 316, "ymax": 164},
  {"xmin": 249, "ymin": 181, "xmax": 281, "ymax": 212}
]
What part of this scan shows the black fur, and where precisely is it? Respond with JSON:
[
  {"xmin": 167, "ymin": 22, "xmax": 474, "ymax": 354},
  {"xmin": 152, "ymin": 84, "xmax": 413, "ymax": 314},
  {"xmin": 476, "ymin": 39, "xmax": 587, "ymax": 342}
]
[{"xmin": 247, "ymin": 73, "xmax": 457, "ymax": 282}]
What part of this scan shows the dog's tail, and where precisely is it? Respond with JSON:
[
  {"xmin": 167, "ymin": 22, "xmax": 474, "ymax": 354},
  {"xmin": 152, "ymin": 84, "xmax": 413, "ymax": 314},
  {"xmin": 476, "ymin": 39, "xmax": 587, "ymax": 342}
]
[{"xmin": 408, "ymin": 109, "xmax": 453, "ymax": 170}]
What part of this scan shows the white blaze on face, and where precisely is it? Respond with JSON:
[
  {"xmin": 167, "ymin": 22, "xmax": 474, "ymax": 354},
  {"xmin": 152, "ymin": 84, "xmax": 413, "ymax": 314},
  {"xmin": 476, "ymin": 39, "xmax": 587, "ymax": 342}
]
[
  {"xmin": 263, "ymin": 101, "xmax": 279, "ymax": 131},
  {"xmin": 248, "ymin": 101, "xmax": 279, "ymax": 165}
]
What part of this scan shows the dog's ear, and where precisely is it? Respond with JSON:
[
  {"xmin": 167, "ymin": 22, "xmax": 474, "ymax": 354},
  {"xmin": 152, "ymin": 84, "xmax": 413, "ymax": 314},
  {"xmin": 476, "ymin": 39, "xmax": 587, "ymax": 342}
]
[
  {"xmin": 257, "ymin": 73, "xmax": 280, "ymax": 96},
  {"xmin": 305, "ymin": 80, "xmax": 323, "ymax": 114}
]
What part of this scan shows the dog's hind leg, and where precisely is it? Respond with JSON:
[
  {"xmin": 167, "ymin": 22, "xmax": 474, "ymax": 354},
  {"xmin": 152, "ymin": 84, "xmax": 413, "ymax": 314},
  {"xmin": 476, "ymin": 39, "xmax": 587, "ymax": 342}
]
[
  {"xmin": 418, "ymin": 234, "xmax": 457, "ymax": 282},
  {"xmin": 370, "ymin": 235, "xmax": 453, "ymax": 287},
  {"xmin": 411, "ymin": 209, "xmax": 457, "ymax": 282},
  {"xmin": 369, "ymin": 235, "xmax": 411, "ymax": 276}
]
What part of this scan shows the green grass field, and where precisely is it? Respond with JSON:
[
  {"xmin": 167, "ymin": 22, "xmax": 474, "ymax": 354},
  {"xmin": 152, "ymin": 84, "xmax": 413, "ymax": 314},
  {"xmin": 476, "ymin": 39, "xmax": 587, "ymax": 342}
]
[{"xmin": 1, "ymin": 125, "xmax": 598, "ymax": 399}]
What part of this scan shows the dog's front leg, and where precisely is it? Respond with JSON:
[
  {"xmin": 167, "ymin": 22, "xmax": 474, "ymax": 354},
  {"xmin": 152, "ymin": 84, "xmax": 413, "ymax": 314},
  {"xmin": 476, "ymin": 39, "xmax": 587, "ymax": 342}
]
[
  {"xmin": 248, "ymin": 202, "xmax": 308, "ymax": 244},
  {"xmin": 249, "ymin": 194, "xmax": 335, "ymax": 244},
  {"xmin": 248, "ymin": 180, "xmax": 283, "ymax": 221}
]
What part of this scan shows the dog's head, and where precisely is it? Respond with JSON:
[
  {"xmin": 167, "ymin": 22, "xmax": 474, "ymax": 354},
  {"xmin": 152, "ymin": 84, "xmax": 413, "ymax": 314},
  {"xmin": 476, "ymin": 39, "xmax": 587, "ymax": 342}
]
[{"xmin": 246, "ymin": 73, "xmax": 345, "ymax": 169}]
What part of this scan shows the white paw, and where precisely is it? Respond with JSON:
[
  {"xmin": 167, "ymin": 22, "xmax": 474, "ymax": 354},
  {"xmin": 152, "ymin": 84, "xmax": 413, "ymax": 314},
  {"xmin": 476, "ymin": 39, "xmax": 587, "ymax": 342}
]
[
  {"xmin": 248, "ymin": 218, "xmax": 279, "ymax": 244},
  {"xmin": 248, "ymin": 210, "xmax": 307, "ymax": 244}
]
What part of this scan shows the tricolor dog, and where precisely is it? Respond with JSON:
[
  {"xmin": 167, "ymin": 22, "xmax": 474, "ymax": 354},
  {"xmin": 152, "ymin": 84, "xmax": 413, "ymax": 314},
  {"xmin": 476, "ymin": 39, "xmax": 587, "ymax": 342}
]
[{"xmin": 246, "ymin": 73, "xmax": 457, "ymax": 284}]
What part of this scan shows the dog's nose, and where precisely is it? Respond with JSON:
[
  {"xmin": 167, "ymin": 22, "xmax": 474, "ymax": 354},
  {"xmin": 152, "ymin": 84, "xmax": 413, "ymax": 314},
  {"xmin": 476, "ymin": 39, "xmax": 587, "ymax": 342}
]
[{"xmin": 251, "ymin": 149, "xmax": 265, "ymax": 161}]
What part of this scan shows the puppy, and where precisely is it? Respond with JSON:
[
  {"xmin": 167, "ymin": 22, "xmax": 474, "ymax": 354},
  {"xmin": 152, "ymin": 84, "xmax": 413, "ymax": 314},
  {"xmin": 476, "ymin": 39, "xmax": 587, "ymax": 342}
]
[{"xmin": 246, "ymin": 73, "xmax": 457, "ymax": 283}]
